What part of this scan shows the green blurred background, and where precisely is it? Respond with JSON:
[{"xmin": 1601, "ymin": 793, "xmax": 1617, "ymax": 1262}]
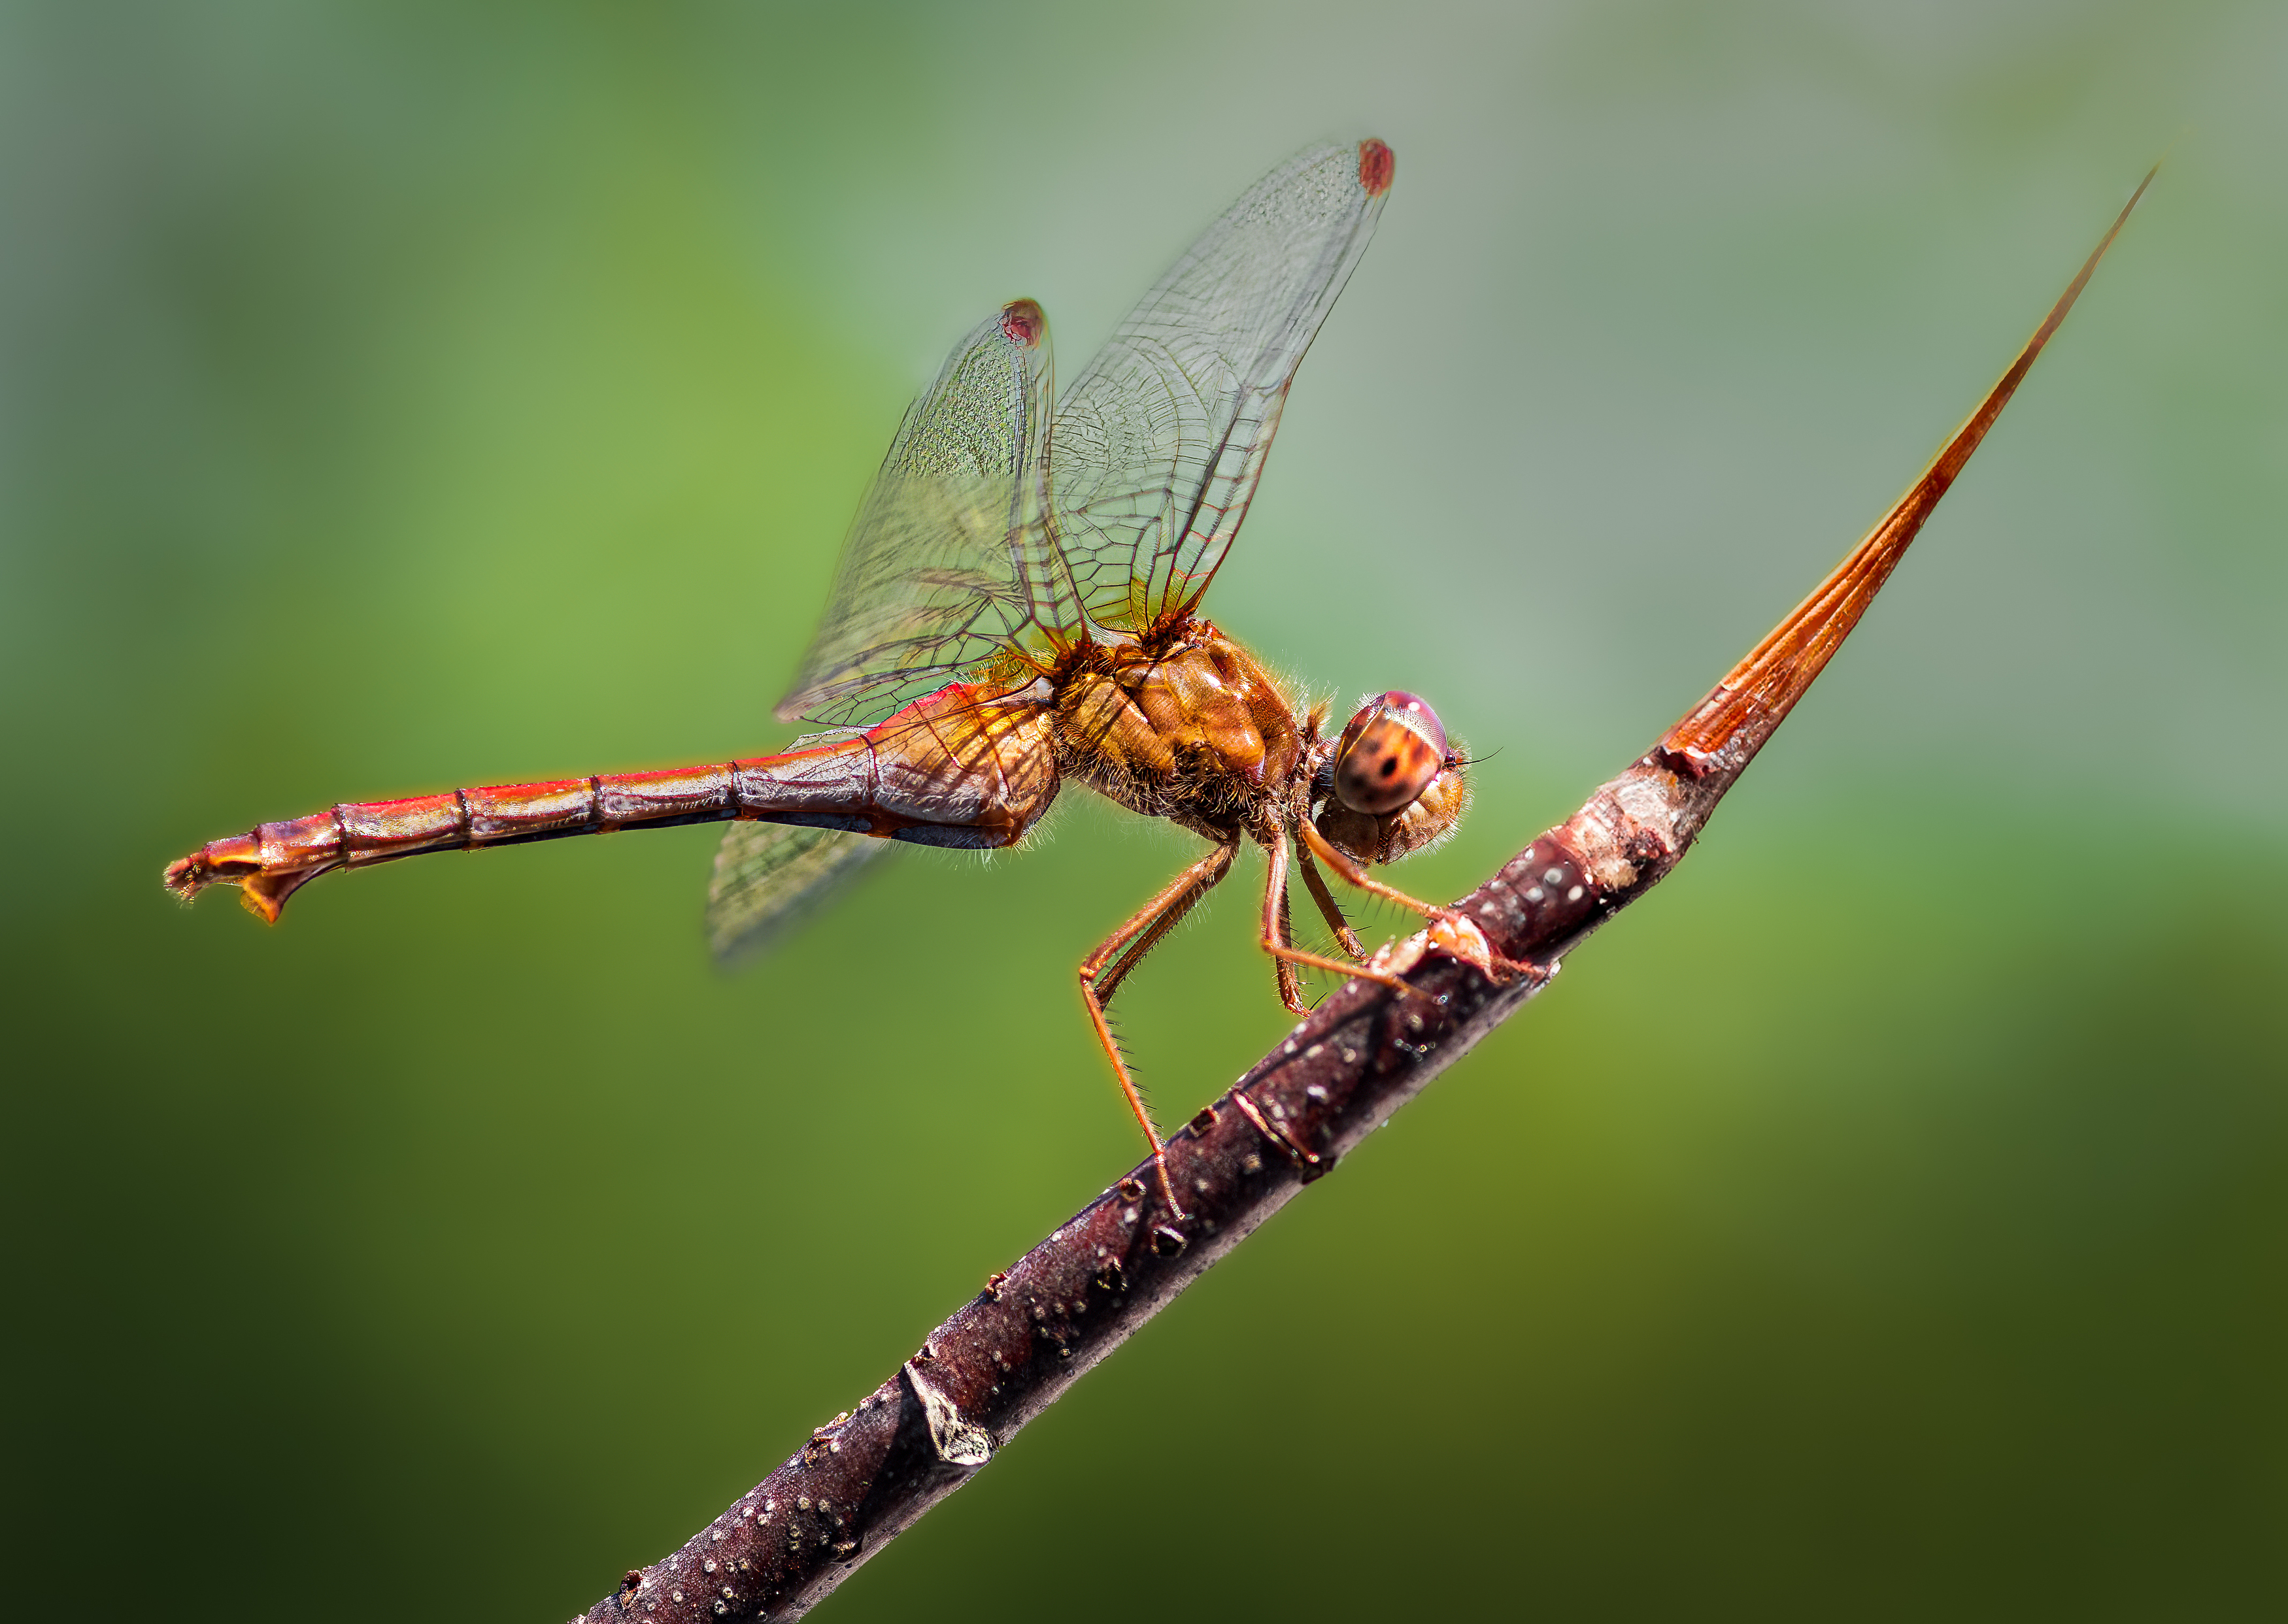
[{"xmin": 5, "ymin": 3, "xmax": 2283, "ymax": 1617}]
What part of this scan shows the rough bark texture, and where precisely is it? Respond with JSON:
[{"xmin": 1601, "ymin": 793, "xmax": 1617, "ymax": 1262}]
[{"xmin": 577, "ymin": 174, "xmax": 2147, "ymax": 1624}]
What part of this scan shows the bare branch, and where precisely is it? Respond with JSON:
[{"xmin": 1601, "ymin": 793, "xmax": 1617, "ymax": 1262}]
[{"xmin": 577, "ymin": 174, "xmax": 2149, "ymax": 1624}]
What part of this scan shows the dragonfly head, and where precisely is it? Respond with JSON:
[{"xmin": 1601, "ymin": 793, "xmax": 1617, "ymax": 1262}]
[{"xmin": 1313, "ymin": 691, "xmax": 1470, "ymax": 865}]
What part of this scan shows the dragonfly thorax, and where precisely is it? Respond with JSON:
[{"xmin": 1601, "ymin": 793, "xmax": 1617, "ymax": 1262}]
[
  {"xmin": 1051, "ymin": 626, "xmax": 1309, "ymax": 842},
  {"xmin": 1045, "ymin": 628, "xmax": 1468, "ymax": 865}
]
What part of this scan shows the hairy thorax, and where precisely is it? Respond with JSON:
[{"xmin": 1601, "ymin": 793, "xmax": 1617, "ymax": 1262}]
[{"xmin": 1051, "ymin": 624, "xmax": 1311, "ymax": 842}]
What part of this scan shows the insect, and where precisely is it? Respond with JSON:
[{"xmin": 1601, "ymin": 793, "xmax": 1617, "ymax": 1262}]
[{"xmin": 165, "ymin": 138, "xmax": 1519, "ymax": 1214}]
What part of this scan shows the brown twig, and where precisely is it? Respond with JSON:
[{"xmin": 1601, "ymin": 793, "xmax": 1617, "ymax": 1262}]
[{"xmin": 577, "ymin": 173, "xmax": 2149, "ymax": 1624}]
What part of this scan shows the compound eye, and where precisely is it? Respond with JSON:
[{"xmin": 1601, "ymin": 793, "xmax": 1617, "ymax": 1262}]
[{"xmin": 1331, "ymin": 691, "xmax": 1449, "ymax": 816}]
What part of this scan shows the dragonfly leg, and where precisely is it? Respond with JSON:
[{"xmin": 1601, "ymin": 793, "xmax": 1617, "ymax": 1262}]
[
  {"xmin": 1298, "ymin": 820, "xmax": 1538, "ymax": 982},
  {"xmin": 1257, "ymin": 833, "xmax": 1411, "ymax": 1003},
  {"xmin": 1273, "ymin": 868, "xmax": 1306, "ymax": 1016},
  {"xmin": 1090, "ymin": 843, "xmax": 1237, "ymax": 1011},
  {"xmin": 1296, "ymin": 818, "xmax": 1453, "ymax": 922},
  {"xmin": 1294, "ymin": 840, "xmax": 1370, "ymax": 962},
  {"xmin": 1079, "ymin": 842, "xmax": 1239, "ymax": 1220}
]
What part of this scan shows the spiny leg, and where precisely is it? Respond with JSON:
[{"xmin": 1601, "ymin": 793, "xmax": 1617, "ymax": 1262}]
[
  {"xmin": 1079, "ymin": 842, "xmax": 1237, "ymax": 1219},
  {"xmin": 1298, "ymin": 818, "xmax": 1537, "ymax": 981},
  {"xmin": 1273, "ymin": 868, "xmax": 1306, "ymax": 1015},
  {"xmin": 1294, "ymin": 840, "xmax": 1370, "ymax": 962},
  {"xmin": 1094, "ymin": 844, "xmax": 1235, "ymax": 1010},
  {"xmin": 1256, "ymin": 833, "xmax": 1412, "ymax": 1004},
  {"xmin": 1298, "ymin": 818, "xmax": 1455, "ymax": 922}
]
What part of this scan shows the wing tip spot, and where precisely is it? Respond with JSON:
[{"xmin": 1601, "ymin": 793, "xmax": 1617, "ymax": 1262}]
[
  {"xmin": 1357, "ymin": 139, "xmax": 1394, "ymax": 197},
  {"xmin": 1001, "ymin": 299, "xmax": 1045, "ymax": 347}
]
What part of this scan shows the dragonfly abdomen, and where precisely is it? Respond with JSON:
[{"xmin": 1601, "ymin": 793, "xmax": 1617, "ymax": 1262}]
[
  {"xmin": 163, "ymin": 765, "xmax": 747, "ymax": 922},
  {"xmin": 163, "ymin": 684, "xmax": 1062, "ymax": 921}
]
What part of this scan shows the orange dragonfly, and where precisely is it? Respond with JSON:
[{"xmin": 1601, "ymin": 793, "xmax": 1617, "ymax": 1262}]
[{"xmin": 166, "ymin": 137, "xmax": 1510, "ymax": 1214}]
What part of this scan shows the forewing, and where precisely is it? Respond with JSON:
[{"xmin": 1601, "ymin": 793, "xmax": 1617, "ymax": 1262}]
[
  {"xmin": 777, "ymin": 301, "xmax": 1075, "ymax": 727},
  {"xmin": 1049, "ymin": 138, "xmax": 1393, "ymax": 633},
  {"xmin": 707, "ymin": 820, "xmax": 889, "ymax": 964}
]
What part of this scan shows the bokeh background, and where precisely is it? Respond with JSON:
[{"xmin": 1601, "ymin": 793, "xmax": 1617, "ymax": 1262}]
[{"xmin": 6, "ymin": 3, "xmax": 2283, "ymax": 1618}]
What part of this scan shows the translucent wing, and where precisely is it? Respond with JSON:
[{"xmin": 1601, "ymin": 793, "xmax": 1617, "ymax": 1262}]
[
  {"xmin": 773, "ymin": 139, "xmax": 1392, "ymax": 727},
  {"xmin": 707, "ymin": 820, "xmax": 889, "ymax": 963},
  {"xmin": 776, "ymin": 300, "xmax": 1077, "ymax": 727},
  {"xmin": 1049, "ymin": 137, "xmax": 1393, "ymax": 634}
]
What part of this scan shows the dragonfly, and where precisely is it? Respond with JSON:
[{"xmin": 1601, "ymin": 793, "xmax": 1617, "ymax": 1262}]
[{"xmin": 165, "ymin": 137, "xmax": 1515, "ymax": 1215}]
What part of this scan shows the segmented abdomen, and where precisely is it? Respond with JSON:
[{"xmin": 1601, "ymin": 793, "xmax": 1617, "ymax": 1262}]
[{"xmin": 165, "ymin": 684, "xmax": 1058, "ymax": 921}]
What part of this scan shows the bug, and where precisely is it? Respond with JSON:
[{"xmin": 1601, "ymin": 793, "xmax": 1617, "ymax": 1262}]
[{"xmin": 165, "ymin": 138, "xmax": 1519, "ymax": 1215}]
